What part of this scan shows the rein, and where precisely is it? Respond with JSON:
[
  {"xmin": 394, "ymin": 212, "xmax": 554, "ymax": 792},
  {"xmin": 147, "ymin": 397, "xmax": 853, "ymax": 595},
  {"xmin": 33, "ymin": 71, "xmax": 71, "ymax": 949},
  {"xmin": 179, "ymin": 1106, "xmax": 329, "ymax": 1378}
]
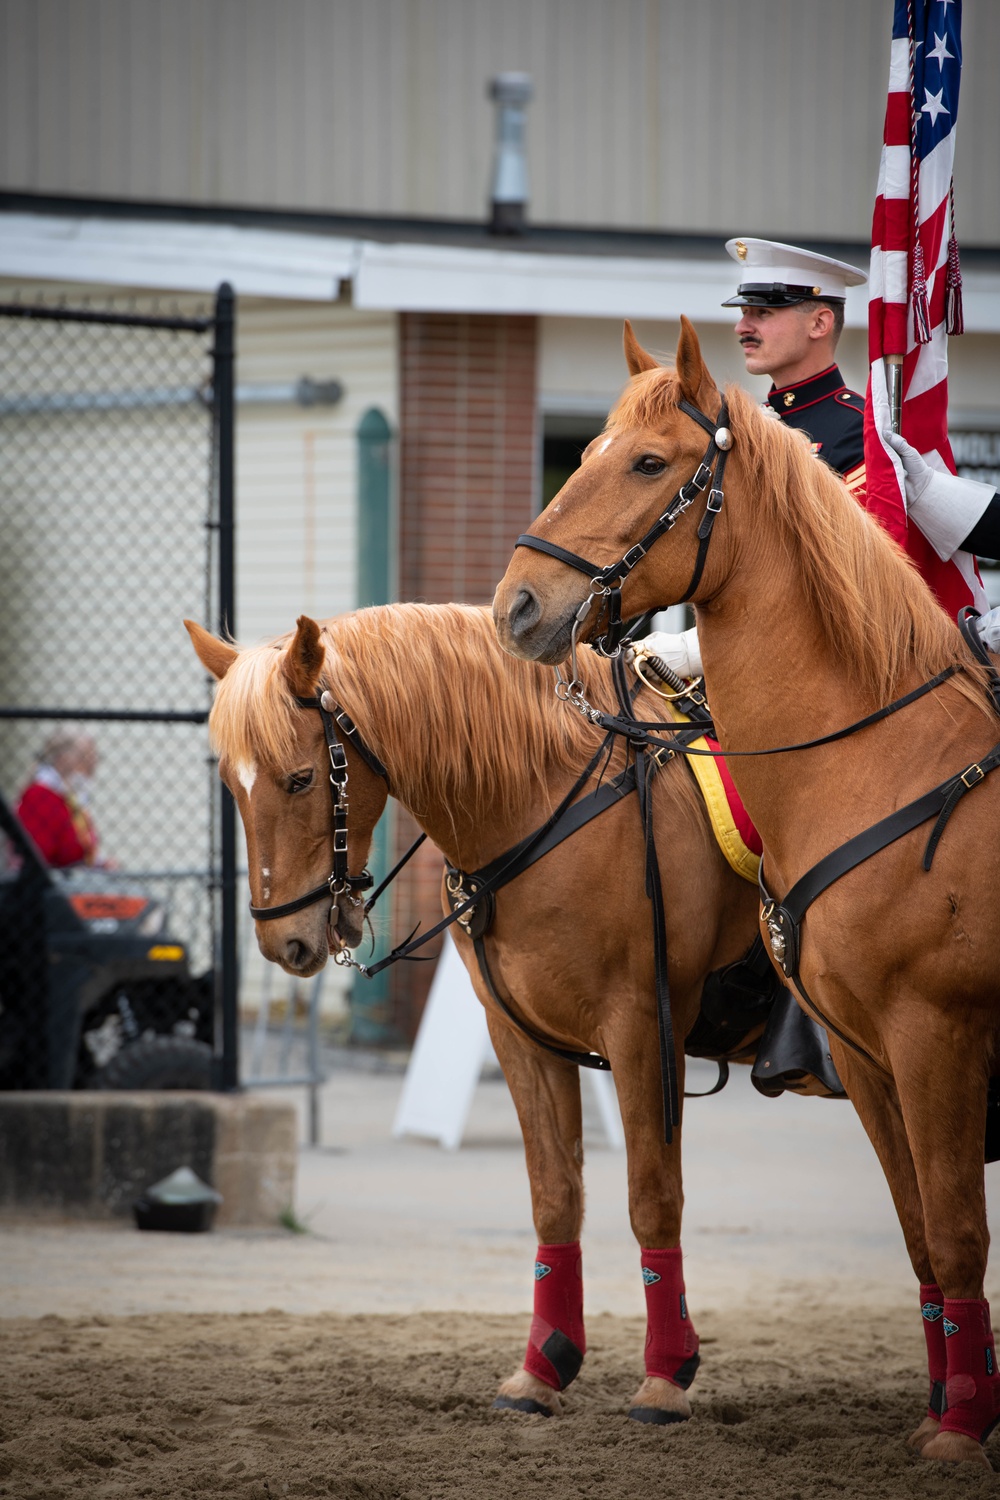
[{"xmin": 556, "ymin": 663, "xmax": 965, "ymax": 763}]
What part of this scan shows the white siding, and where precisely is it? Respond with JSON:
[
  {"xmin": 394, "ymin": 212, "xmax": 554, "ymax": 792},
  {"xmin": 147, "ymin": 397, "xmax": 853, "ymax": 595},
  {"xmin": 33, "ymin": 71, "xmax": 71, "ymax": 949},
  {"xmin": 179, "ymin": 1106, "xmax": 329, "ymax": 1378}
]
[
  {"xmin": 235, "ymin": 301, "xmax": 398, "ymax": 644},
  {"xmin": 3, "ymin": 0, "xmax": 999, "ymax": 244}
]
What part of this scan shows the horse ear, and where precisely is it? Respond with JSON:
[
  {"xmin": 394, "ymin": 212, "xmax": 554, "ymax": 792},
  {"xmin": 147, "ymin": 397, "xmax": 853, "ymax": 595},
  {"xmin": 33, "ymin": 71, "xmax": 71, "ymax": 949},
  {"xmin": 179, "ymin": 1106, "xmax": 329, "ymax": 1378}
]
[
  {"xmin": 282, "ymin": 616, "xmax": 325, "ymax": 697},
  {"xmin": 623, "ymin": 320, "xmax": 660, "ymax": 376},
  {"xmin": 675, "ymin": 315, "xmax": 718, "ymax": 411},
  {"xmin": 184, "ymin": 619, "xmax": 238, "ymax": 681}
]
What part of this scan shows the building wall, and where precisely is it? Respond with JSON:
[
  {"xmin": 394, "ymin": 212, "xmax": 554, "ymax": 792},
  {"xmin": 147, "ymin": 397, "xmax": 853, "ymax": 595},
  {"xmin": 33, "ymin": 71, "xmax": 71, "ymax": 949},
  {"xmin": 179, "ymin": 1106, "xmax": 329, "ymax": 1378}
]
[
  {"xmin": 399, "ymin": 312, "xmax": 537, "ymax": 603},
  {"xmin": 390, "ymin": 311, "xmax": 538, "ymax": 1034},
  {"xmin": 4, "ymin": 0, "xmax": 999, "ymax": 245}
]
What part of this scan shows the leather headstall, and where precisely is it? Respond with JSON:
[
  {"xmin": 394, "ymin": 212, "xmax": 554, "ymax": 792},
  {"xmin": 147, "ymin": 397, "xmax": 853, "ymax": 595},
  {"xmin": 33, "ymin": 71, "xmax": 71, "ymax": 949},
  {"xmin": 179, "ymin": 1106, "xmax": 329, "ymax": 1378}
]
[
  {"xmin": 514, "ymin": 396, "xmax": 732, "ymax": 656},
  {"xmin": 248, "ymin": 690, "xmax": 386, "ymax": 923}
]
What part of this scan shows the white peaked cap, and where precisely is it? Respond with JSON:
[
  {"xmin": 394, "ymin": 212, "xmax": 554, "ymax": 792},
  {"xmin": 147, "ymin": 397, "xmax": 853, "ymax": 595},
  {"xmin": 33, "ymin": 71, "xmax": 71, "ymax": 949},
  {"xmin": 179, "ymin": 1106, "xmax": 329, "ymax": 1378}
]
[{"xmin": 722, "ymin": 237, "xmax": 868, "ymax": 306}]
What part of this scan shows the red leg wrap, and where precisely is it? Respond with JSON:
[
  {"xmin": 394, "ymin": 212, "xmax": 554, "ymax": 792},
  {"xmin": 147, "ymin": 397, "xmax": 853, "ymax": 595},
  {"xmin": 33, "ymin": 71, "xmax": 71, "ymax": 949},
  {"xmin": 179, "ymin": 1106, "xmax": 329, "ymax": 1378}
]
[
  {"xmin": 919, "ymin": 1282, "xmax": 947, "ymax": 1421},
  {"xmin": 522, "ymin": 1242, "xmax": 585, "ymax": 1391},
  {"xmin": 641, "ymin": 1247, "xmax": 700, "ymax": 1389},
  {"xmin": 938, "ymin": 1297, "xmax": 1000, "ymax": 1443}
]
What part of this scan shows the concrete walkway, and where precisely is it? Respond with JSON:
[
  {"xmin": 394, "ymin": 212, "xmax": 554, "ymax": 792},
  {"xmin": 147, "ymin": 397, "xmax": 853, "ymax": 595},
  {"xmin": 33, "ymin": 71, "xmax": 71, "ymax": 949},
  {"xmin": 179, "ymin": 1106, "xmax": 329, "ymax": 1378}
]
[{"xmin": 3, "ymin": 1057, "xmax": 999, "ymax": 1320}]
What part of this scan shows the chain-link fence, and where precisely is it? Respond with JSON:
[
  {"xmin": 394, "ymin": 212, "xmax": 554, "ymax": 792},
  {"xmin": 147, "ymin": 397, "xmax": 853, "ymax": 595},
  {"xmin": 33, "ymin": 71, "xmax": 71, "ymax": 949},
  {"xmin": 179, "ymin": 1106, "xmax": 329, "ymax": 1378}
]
[{"xmin": 0, "ymin": 289, "xmax": 238, "ymax": 1091}]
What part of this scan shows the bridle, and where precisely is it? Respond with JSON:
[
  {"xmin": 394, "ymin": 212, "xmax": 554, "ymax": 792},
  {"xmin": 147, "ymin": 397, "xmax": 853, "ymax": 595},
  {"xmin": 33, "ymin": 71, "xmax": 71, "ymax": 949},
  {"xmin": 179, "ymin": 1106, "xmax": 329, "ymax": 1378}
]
[
  {"xmin": 248, "ymin": 690, "xmax": 387, "ymax": 929},
  {"xmin": 514, "ymin": 394, "xmax": 733, "ymax": 683}
]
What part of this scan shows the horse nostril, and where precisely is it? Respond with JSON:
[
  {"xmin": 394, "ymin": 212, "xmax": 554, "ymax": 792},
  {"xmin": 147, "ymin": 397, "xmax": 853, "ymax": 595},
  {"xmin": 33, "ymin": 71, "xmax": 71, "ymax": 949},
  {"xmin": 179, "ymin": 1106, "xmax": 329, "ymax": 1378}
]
[
  {"xmin": 284, "ymin": 938, "xmax": 310, "ymax": 971},
  {"xmin": 509, "ymin": 586, "xmax": 541, "ymax": 640}
]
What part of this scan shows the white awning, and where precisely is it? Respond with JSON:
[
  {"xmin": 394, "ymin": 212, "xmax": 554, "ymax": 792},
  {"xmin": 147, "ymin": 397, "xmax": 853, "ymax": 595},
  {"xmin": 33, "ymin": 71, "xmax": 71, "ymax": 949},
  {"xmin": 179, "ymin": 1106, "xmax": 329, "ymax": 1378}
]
[
  {"xmin": 1, "ymin": 210, "xmax": 998, "ymax": 332},
  {"xmin": 352, "ymin": 240, "xmax": 868, "ymax": 326},
  {"xmin": 0, "ymin": 213, "xmax": 360, "ymax": 301}
]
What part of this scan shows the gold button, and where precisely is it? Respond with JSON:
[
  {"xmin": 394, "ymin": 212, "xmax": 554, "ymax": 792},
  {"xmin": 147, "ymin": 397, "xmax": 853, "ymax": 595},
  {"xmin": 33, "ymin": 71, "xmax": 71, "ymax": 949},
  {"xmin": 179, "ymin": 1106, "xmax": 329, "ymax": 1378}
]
[
  {"xmin": 812, "ymin": 285, "xmax": 821, "ymax": 295},
  {"xmin": 783, "ymin": 392, "xmax": 795, "ymax": 407}
]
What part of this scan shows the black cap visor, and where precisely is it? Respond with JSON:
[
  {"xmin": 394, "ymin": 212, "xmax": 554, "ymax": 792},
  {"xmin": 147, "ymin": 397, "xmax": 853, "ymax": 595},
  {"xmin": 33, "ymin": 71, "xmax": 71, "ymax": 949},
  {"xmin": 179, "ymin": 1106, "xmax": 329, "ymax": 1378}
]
[{"xmin": 721, "ymin": 283, "xmax": 846, "ymax": 309}]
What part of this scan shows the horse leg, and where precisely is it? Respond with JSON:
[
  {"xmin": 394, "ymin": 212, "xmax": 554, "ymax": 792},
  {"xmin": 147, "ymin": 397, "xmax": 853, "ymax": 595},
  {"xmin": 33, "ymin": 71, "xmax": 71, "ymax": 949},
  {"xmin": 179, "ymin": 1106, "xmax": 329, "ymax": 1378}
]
[
  {"xmin": 832, "ymin": 1046, "xmax": 944, "ymax": 1453},
  {"xmin": 612, "ymin": 1033, "xmax": 698, "ymax": 1425},
  {"xmin": 484, "ymin": 1011, "xmax": 586, "ymax": 1418},
  {"xmin": 886, "ymin": 1023, "xmax": 999, "ymax": 1468}
]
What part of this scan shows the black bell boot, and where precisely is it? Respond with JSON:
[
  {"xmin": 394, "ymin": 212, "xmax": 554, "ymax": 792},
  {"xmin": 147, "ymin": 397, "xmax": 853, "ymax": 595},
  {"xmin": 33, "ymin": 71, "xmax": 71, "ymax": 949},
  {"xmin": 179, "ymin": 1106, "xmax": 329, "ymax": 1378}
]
[{"xmin": 750, "ymin": 988, "xmax": 846, "ymax": 1099}]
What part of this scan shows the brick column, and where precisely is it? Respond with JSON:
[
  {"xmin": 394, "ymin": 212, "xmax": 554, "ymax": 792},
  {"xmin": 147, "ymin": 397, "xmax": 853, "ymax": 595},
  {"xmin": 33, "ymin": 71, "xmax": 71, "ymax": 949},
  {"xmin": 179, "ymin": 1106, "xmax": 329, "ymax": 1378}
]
[{"xmin": 391, "ymin": 312, "xmax": 538, "ymax": 1038}]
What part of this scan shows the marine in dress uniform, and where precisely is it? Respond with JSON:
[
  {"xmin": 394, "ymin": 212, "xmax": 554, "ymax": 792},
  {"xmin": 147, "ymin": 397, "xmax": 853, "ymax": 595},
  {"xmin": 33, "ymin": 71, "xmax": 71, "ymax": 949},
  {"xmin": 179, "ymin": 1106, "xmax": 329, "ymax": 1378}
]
[
  {"xmin": 725, "ymin": 235, "xmax": 869, "ymax": 486},
  {"xmin": 633, "ymin": 236, "xmax": 870, "ymax": 675}
]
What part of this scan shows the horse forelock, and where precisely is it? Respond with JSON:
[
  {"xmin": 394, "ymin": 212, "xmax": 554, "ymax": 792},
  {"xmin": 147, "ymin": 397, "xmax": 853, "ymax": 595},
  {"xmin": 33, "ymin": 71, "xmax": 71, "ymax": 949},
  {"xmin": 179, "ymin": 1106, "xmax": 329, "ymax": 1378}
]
[
  {"xmin": 605, "ymin": 363, "xmax": 682, "ymax": 434},
  {"xmin": 722, "ymin": 382, "xmax": 994, "ymax": 717},
  {"xmin": 208, "ymin": 643, "xmax": 302, "ymax": 776}
]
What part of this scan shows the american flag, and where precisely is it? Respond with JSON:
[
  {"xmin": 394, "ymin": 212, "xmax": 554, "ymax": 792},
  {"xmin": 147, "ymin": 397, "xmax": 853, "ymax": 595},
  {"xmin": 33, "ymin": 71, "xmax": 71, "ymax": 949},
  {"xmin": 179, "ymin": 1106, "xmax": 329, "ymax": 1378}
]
[{"xmin": 863, "ymin": 0, "xmax": 987, "ymax": 617}]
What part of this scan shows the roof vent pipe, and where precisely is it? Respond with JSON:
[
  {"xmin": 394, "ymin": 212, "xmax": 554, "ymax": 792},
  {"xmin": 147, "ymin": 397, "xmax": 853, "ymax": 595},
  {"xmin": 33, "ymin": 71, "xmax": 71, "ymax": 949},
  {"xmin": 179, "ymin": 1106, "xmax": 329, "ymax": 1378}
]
[{"xmin": 487, "ymin": 73, "xmax": 533, "ymax": 234}]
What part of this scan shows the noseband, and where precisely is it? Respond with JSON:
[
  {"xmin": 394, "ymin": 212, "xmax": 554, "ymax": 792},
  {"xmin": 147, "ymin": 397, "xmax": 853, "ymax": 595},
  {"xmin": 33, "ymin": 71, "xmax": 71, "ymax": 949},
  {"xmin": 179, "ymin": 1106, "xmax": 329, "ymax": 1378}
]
[
  {"xmin": 248, "ymin": 691, "xmax": 387, "ymax": 924},
  {"xmin": 514, "ymin": 395, "xmax": 732, "ymax": 662}
]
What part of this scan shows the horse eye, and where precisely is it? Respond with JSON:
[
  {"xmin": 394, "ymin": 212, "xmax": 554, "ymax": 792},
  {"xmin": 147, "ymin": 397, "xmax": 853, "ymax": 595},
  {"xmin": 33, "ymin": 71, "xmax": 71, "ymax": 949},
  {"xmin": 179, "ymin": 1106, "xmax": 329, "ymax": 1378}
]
[
  {"xmin": 635, "ymin": 454, "xmax": 667, "ymax": 475},
  {"xmin": 287, "ymin": 769, "xmax": 314, "ymax": 794}
]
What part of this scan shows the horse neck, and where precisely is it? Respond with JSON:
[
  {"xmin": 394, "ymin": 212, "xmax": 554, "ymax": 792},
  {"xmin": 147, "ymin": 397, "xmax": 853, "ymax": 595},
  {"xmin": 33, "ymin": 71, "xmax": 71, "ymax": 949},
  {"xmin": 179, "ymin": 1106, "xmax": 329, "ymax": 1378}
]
[{"xmin": 693, "ymin": 490, "xmax": 877, "ymax": 872}]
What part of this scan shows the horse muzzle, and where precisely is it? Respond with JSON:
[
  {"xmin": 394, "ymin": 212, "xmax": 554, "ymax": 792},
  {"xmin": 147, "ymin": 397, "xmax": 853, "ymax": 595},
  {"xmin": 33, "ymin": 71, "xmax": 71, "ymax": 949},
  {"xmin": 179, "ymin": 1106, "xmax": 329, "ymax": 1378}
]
[{"xmin": 493, "ymin": 581, "xmax": 578, "ymax": 665}]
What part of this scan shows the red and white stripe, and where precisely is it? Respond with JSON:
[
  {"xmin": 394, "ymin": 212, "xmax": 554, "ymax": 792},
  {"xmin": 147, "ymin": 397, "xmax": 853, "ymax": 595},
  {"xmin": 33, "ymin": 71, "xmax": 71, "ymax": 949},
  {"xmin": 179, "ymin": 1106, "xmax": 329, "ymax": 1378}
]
[{"xmin": 864, "ymin": 11, "xmax": 986, "ymax": 618}]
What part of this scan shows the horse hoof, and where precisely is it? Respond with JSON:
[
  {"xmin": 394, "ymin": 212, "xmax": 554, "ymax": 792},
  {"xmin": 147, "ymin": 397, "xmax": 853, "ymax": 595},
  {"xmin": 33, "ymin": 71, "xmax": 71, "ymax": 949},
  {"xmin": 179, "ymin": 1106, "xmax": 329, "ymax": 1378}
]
[
  {"xmin": 627, "ymin": 1376, "xmax": 692, "ymax": 1426},
  {"xmin": 492, "ymin": 1395, "xmax": 555, "ymax": 1417},
  {"xmin": 628, "ymin": 1405, "xmax": 689, "ymax": 1426},
  {"xmin": 907, "ymin": 1415, "xmax": 940, "ymax": 1453},
  {"xmin": 920, "ymin": 1429, "xmax": 991, "ymax": 1469}
]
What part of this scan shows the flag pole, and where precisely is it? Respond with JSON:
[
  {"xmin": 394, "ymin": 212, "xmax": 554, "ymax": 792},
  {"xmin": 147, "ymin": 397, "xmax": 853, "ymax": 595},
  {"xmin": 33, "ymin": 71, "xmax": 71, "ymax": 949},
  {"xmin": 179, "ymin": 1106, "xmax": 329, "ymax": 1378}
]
[{"xmin": 885, "ymin": 354, "xmax": 904, "ymax": 434}]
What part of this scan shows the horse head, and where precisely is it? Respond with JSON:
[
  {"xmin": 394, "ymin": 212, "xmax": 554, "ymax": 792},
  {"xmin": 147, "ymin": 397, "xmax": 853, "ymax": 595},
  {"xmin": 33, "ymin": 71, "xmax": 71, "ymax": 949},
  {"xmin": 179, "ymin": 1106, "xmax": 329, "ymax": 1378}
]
[
  {"xmin": 185, "ymin": 616, "xmax": 388, "ymax": 977},
  {"xmin": 494, "ymin": 316, "xmax": 725, "ymax": 664}
]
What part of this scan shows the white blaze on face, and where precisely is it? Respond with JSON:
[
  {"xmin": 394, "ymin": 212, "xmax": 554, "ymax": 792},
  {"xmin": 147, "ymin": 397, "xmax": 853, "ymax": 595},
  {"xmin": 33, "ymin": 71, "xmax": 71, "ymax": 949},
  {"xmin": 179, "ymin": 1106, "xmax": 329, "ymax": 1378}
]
[
  {"xmin": 262, "ymin": 866, "xmax": 270, "ymax": 901},
  {"xmin": 597, "ymin": 434, "xmax": 615, "ymax": 455},
  {"xmin": 236, "ymin": 760, "xmax": 257, "ymax": 797}
]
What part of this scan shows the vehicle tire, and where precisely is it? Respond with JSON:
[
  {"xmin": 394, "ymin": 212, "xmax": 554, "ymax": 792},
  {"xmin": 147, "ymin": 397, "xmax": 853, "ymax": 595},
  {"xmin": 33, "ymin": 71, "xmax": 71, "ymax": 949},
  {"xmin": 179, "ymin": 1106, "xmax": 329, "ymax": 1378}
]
[{"xmin": 91, "ymin": 1036, "xmax": 213, "ymax": 1091}]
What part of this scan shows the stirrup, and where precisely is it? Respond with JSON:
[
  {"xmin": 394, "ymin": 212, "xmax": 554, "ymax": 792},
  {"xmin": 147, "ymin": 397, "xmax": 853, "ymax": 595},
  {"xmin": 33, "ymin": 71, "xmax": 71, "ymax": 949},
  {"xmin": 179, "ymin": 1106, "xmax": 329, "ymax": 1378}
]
[{"xmin": 751, "ymin": 989, "xmax": 846, "ymax": 1099}]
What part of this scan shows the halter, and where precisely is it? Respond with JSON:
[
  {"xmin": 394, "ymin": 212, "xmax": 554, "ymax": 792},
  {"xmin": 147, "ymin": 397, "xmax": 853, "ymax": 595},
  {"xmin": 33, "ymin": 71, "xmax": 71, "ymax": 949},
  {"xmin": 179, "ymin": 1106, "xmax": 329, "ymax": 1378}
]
[
  {"xmin": 514, "ymin": 395, "xmax": 732, "ymax": 668},
  {"xmin": 248, "ymin": 690, "xmax": 386, "ymax": 926}
]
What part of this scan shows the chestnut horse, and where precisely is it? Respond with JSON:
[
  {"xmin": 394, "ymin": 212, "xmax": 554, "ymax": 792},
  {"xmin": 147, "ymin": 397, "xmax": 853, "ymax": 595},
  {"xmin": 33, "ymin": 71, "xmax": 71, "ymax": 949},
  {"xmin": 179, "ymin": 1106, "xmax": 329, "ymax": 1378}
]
[
  {"xmin": 494, "ymin": 317, "xmax": 1000, "ymax": 1467},
  {"xmin": 187, "ymin": 602, "xmax": 761, "ymax": 1423}
]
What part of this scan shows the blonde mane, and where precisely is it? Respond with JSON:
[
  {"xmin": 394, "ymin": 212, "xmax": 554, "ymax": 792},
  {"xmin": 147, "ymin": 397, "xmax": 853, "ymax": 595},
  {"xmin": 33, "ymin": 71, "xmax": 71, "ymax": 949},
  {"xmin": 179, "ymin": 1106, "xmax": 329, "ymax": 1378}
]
[
  {"xmin": 208, "ymin": 603, "xmax": 702, "ymax": 826},
  {"xmin": 608, "ymin": 367, "xmax": 992, "ymax": 717}
]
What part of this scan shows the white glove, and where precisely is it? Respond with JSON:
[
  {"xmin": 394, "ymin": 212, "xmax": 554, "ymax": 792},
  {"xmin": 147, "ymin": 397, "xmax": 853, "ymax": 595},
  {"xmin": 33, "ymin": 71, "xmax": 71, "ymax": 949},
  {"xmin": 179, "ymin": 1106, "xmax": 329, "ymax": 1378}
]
[
  {"xmin": 975, "ymin": 606, "xmax": 1000, "ymax": 655},
  {"xmin": 629, "ymin": 625, "xmax": 702, "ymax": 678},
  {"xmin": 883, "ymin": 429, "xmax": 994, "ymax": 562}
]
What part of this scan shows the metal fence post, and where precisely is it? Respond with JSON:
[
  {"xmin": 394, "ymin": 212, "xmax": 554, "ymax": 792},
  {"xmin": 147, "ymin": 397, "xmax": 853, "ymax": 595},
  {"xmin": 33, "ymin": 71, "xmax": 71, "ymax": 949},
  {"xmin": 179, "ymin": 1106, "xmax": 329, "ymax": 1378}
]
[
  {"xmin": 352, "ymin": 408, "xmax": 398, "ymax": 1045},
  {"xmin": 213, "ymin": 283, "xmax": 240, "ymax": 1090}
]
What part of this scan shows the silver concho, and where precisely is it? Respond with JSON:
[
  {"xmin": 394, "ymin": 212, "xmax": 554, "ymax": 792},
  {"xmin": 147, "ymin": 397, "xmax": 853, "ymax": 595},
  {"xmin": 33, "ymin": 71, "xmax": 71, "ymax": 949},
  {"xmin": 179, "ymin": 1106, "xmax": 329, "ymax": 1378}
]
[
  {"xmin": 766, "ymin": 918, "xmax": 786, "ymax": 965},
  {"xmin": 714, "ymin": 427, "xmax": 734, "ymax": 451}
]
